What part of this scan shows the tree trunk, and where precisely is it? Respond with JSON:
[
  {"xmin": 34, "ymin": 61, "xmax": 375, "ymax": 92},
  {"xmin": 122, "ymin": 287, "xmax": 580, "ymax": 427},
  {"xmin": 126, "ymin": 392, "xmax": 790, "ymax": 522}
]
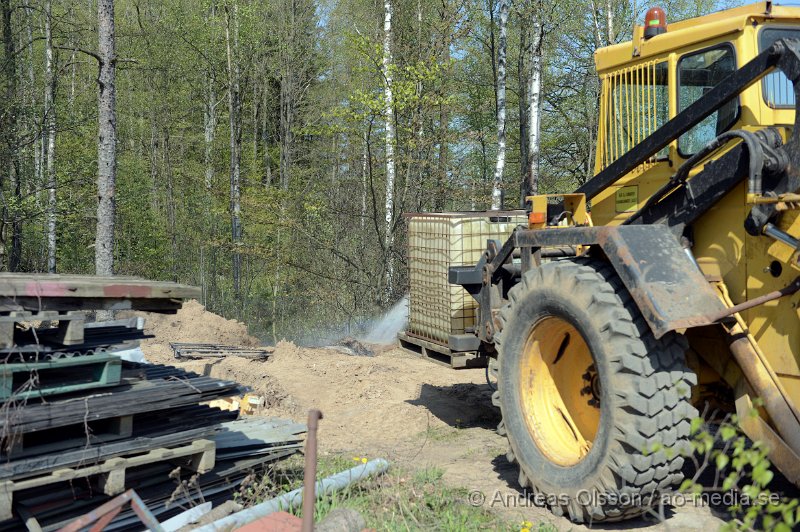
[
  {"xmin": 2, "ymin": 0, "xmax": 20, "ymax": 271},
  {"xmin": 605, "ymin": 0, "xmax": 614, "ymax": 45},
  {"xmin": 96, "ymin": 0, "xmax": 117, "ymax": 279},
  {"xmin": 204, "ymin": 69, "xmax": 217, "ymax": 192},
  {"xmin": 163, "ymin": 128, "xmax": 177, "ymax": 282},
  {"xmin": 589, "ymin": 0, "xmax": 602, "ymax": 48},
  {"xmin": 278, "ymin": 0, "xmax": 295, "ymax": 191},
  {"xmin": 45, "ymin": 0, "xmax": 57, "ymax": 273},
  {"xmin": 361, "ymin": 130, "xmax": 368, "ymax": 231},
  {"xmin": 490, "ymin": 0, "xmax": 508, "ymax": 210},
  {"xmin": 261, "ymin": 84, "xmax": 272, "ymax": 186},
  {"xmin": 487, "ymin": 0, "xmax": 497, "ymax": 115},
  {"xmin": 517, "ymin": 18, "xmax": 529, "ymax": 206},
  {"xmin": 524, "ymin": 14, "xmax": 544, "ymax": 199},
  {"xmin": 382, "ymin": 0, "xmax": 396, "ymax": 301},
  {"xmin": 201, "ymin": 4, "xmax": 217, "ymax": 303},
  {"xmin": 23, "ymin": 1, "xmax": 40, "ymax": 191},
  {"xmin": 279, "ymin": 74, "xmax": 290, "ymax": 189},
  {"xmin": 436, "ymin": 23, "xmax": 449, "ymax": 212},
  {"xmin": 225, "ymin": 2, "xmax": 243, "ymax": 297}
]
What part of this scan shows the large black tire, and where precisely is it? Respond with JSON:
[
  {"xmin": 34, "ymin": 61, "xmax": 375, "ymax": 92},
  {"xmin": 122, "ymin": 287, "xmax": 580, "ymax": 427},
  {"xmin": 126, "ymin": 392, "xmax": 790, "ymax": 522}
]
[{"xmin": 492, "ymin": 258, "xmax": 697, "ymax": 523}]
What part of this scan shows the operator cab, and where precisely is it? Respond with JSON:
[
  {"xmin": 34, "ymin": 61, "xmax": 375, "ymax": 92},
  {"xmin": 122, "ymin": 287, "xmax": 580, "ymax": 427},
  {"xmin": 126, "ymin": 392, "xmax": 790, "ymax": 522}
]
[{"xmin": 591, "ymin": 1, "xmax": 799, "ymax": 227}]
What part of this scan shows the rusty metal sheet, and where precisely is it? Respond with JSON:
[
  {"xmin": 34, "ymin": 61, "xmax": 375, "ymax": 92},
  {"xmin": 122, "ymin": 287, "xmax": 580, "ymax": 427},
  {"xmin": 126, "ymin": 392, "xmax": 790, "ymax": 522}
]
[{"xmin": 514, "ymin": 225, "xmax": 727, "ymax": 338}]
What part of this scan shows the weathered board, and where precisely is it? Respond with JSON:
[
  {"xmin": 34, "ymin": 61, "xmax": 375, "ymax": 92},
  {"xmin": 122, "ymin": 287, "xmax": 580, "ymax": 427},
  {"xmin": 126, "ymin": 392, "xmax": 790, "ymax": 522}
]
[
  {"xmin": 0, "ymin": 274, "xmax": 200, "ymax": 313},
  {"xmin": 171, "ymin": 342, "xmax": 273, "ymax": 360}
]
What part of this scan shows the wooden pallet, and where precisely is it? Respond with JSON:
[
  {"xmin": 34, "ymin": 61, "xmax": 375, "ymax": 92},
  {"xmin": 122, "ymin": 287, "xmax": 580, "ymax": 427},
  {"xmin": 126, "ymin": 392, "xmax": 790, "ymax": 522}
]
[
  {"xmin": 0, "ymin": 352, "xmax": 122, "ymax": 401},
  {"xmin": 0, "ymin": 439, "xmax": 215, "ymax": 521},
  {"xmin": 0, "ymin": 310, "xmax": 86, "ymax": 349},
  {"xmin": 0, "ymin": 274, "xmax": 200, "ymax": 314},
  {"xmin": 398, "ymin": 332, "xmax": 486, "ymax": 369},
  {"xmin": 2, "ymin": 413, "xmax": 135, "ymax": 460},
  {"xmin": 1, "ymin": 405, "xmax": 235, "ymax": 475}
]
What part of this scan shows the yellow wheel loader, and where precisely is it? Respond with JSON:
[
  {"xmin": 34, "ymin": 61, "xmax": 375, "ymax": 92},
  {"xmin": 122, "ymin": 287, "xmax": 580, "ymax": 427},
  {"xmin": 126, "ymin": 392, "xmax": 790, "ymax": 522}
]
[{"xmin": 441, "ymin": 1, "xmax": 800, "ymax": 523}]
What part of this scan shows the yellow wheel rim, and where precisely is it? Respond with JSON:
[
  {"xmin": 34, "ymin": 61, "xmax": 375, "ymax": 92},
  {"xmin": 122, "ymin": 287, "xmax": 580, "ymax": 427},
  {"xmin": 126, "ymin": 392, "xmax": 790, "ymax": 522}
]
[{"xmin": 519, "ymin": 316, "xmax": 601, "ymax": 467}]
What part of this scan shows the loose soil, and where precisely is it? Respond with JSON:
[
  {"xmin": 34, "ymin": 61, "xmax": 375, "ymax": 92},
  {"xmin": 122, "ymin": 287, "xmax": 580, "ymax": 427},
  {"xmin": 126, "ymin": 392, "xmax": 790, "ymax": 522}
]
[{"xmin": 134, "ymin": 301, "xmax": 730, "ymax": 531}]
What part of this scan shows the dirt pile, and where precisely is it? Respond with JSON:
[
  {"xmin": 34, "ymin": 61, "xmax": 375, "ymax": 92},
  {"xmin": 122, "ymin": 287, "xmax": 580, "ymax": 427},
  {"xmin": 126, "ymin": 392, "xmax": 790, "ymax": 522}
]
[{"xmin": 129, "ymin": 299, "xmax": 260, "ymax": 365}]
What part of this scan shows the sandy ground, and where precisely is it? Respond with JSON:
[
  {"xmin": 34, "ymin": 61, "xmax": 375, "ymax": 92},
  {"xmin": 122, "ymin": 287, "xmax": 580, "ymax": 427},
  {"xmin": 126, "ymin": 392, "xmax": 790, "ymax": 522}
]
[{"xmin": 134, "ymin": 301, "xmax": 729, "ymax": 531}]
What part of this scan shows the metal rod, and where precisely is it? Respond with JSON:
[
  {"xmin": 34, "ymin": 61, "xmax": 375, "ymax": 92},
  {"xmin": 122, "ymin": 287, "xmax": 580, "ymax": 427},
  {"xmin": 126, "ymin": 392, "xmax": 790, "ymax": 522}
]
[
  {"xmin": 301, "ymin": 409, "xmax": 323, "ymax": 532},
  {"xmin": 193, "ymin": 459, "xmax": 390, "ymax": 532},
  {"xmin": 712, "ymin": 276, "xmax": 800, "ymax": 322},
  {"xmin": 681, "ymin": 236, "xmax": 701, "ymax": 271},
  {"xmin": 764, "ymin": 223, "xmax": 800, "ymax": 250}
]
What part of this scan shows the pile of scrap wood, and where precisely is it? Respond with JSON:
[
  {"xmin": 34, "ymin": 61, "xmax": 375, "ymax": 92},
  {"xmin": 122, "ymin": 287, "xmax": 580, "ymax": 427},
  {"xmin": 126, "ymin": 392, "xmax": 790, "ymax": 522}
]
[{"xmin": 0, "ymin": 275, "xmax": 305, "ymax": 531}]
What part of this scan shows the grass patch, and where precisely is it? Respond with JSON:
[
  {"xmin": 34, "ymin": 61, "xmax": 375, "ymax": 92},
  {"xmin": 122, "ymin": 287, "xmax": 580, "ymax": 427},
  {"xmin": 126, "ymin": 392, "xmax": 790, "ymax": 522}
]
[{"xmin": 237, "ymin": 454, "xmax": 525, "ymax": 530}]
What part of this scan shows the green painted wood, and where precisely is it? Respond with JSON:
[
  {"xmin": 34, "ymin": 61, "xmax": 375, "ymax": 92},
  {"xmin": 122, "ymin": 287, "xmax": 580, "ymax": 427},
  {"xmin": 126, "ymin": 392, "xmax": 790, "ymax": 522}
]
[{"xmin": 0, "ymin": 353, "xmax": 122, "ymax": 401}]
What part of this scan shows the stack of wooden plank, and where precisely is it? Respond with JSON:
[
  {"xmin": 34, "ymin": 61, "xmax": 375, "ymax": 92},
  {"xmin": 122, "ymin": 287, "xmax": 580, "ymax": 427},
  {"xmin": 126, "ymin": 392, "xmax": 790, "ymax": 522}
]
[
  {"xmin": 4, "ymin": 417, "xmax": 306, "ymax": 531},
  {"xmin": 0, "ymin": 275, "xmax": 305, "ymax": 531}
]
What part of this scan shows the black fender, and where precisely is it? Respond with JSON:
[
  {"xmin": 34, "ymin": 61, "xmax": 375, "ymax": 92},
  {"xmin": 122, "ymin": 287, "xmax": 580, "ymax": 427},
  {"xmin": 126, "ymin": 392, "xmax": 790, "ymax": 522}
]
[{"xmin": 512, "ymin": 224, "xmax": 726, "ymax": 338}]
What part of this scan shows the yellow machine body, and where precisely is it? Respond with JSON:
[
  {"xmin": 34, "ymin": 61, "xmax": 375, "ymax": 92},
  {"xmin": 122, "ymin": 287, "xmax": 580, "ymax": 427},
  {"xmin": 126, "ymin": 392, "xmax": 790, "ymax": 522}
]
[{"xmin": 526, "ymin": 2, "xmax": 800, "ymax": 475}]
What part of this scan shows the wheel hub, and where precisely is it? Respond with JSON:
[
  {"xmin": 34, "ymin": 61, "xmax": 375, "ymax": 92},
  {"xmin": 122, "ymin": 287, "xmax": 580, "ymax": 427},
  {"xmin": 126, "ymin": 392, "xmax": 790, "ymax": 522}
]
[
  {"xmin": 581, "ymin": 365, "xmax": 601, "ymax": 407},
  {"xmin": 518, "ymin": 316, "xmax": 601, "ymax": 466}
]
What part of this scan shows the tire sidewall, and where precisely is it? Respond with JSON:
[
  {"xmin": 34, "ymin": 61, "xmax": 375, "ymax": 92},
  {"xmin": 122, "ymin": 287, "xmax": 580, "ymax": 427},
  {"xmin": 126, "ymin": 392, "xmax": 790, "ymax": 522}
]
[{"xmin": 499, "ymin": 280, "xmax": 619, "ymax": 495}]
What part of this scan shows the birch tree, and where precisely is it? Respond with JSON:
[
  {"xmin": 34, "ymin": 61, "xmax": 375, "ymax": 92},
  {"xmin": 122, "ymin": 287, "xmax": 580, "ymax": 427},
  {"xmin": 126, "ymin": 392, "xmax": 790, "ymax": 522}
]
[
  {"xmin": 44, "ymin": 0, "xmax": 57, "ymax": 273},
  {"xmin": 382, "ymin": 0, "xmax": 396, "ymax": 297},
  {"xmin": 225, "ymin": 2, "xmax": 242, "ymax": 296},
  {"xmin": 524, "ymin": 6, "xmax": 545, "ymax": 198},
  {"xmin": 96, "ymin": 0, "xmax": 117, "ymax": 277},
  {"xmin": 490, "ymin": 0, "xmax": 508, "ymax": 210},
  {"xmin": 518, "ymin": 17, "xmax": 529, "ymax": 203}
]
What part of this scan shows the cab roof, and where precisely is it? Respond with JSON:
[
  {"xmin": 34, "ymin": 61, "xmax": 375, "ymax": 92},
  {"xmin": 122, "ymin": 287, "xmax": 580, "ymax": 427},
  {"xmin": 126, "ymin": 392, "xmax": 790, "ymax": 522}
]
[{"xmin": 594, "ymin": 2, "xmax": 800, "ymax": 74}]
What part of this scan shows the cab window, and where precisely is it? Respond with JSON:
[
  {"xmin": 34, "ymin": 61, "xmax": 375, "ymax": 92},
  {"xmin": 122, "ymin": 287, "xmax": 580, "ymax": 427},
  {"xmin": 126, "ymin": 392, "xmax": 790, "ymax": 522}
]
[
  {"xmin": 678, "ymin": 44, "xmax": 738, "ymax": 156},
  {"xmin": 760, "ymin": 27, "xmax": 800, "ymax": 108},
  {"xmin": 604, "ymin": 61, "xmax": 668, "ymax": 167}
]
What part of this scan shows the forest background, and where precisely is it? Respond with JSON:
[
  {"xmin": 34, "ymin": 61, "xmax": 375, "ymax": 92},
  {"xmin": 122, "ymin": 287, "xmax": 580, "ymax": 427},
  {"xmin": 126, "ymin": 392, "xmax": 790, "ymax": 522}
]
[{"xmin": 0, "ymin": 0, "xmax": 742, "ymax": 341}]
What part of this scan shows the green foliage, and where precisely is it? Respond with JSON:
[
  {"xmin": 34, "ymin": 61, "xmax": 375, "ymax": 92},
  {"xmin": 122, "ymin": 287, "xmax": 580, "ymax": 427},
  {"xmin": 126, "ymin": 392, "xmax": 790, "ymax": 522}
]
[{"xmin": 682, "ymin": 402, "xmax": 800, "ymax": 531}]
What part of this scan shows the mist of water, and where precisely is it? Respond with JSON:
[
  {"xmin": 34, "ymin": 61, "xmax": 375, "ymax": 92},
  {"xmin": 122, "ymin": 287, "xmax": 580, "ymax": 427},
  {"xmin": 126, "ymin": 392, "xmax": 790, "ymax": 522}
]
[
  {"xmin": 360, "ymin": 295, "xmax": 409, "ymax": 345},
  {"xmin": 292, "ymin": 295, "xmax": 409, "ymax": 347}
]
